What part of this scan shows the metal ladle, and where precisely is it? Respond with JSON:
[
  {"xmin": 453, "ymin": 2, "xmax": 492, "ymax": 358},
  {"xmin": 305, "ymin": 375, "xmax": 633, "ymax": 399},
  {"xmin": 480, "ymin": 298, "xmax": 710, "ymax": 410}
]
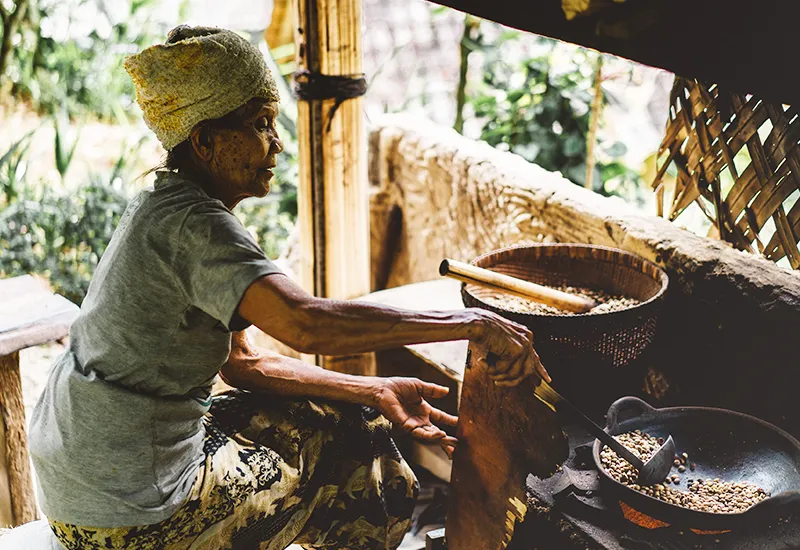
[{"xmin": 532, "ymin": 376, "xmax": 676, "ymax": 485}]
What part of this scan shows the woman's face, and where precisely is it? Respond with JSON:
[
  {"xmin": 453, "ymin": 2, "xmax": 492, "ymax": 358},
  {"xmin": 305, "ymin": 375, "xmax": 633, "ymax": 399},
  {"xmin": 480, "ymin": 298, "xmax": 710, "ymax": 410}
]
[{"xmin": 202, "ymin": 98, "xmax": 284, "ymax": 207}]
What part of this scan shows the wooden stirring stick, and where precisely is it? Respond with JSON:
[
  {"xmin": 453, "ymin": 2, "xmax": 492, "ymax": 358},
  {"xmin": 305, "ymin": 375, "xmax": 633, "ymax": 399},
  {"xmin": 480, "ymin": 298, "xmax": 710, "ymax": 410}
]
[{"xmin": 439, "ymin": 258, "xmax": 596, "ymax": 314}]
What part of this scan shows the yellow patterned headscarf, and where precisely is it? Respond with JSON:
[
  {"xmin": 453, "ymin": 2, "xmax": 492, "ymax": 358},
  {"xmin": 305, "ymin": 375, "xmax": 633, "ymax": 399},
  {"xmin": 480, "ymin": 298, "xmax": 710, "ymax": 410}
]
[{"xmin": 124, "ymin": 25, "xmax": 281, "ymax": 150}]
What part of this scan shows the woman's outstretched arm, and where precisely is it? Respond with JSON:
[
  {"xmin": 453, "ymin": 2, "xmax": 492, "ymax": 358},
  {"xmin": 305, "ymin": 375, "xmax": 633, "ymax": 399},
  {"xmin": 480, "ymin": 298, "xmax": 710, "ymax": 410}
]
[
  {"xmin": 238, "ymin": 273, "xmax": 549, "ymax": 386},
  {"xmin": 220, "ymin": 330, "xmax": 460, "ymax": 457}
]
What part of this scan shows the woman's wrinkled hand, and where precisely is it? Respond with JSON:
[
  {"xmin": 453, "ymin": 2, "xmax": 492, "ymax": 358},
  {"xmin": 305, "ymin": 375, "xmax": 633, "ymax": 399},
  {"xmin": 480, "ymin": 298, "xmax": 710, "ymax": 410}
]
[
  {"xmin": 470, "ymin": 308, "xmax": 550, "ymax": 387},
  {"xmin": 374, "ymin": 377, "xmax": 459, "ymax": 459}
]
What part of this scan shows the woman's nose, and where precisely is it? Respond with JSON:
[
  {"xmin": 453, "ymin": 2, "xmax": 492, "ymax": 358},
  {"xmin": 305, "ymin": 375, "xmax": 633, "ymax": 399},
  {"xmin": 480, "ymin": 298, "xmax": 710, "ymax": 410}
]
[{"xmin": 272, "ymin": 136, "xmax": 284, "ymax": 155}]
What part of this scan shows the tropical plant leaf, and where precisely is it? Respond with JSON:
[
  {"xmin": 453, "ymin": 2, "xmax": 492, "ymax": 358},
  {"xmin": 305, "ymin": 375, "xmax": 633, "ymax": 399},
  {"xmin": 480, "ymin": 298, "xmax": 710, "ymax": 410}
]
[{"xmin": 54, "ymin": 113, "xmax": 82, "ymax": 180}]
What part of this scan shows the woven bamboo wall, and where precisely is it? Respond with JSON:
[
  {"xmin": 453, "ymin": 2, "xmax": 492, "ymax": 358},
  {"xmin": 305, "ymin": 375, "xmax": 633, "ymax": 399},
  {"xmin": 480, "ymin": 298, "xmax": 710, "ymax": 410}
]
[{"xmin": 653, "ymin": 77, "xmax": 800, "ymax": 269}]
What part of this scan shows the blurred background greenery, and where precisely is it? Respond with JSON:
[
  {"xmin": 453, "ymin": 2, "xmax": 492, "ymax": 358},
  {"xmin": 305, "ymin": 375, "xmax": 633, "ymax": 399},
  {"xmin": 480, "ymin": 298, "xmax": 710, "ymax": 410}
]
[{"xmin": 0, "ymin": 0, "xmax": 684, "ymax": 304}]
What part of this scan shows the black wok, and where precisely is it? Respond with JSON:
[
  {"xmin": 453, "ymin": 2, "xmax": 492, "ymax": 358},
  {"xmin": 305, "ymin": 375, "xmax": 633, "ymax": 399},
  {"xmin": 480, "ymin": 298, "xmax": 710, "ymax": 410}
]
[{"xmin": 591, "ymin": 396, "xmax": 800, "ymax": 531}]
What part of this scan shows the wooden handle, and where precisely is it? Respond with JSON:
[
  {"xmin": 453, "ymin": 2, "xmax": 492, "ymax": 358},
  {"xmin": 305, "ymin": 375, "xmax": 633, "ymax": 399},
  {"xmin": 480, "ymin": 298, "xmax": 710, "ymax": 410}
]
[{"xmin": 439, "ymin": 258, "xmax": 596, "ymax": 313}]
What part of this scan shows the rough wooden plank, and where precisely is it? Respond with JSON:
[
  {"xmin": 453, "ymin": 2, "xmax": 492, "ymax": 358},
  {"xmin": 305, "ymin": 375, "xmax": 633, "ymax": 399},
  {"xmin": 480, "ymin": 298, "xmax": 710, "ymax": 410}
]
[
  {"xmin": 0, "ymin": 274, "xmax": 47, "ymax": 301},
  {"xmin": 0, "ymin": 306, "xmax": 75, "ymax": 358},
  {"xmin": 0, "ymin": 352, "xmax": 38, "ymax": 526},
  {"xmin": 0, "ymin": 275, "xmax": 78, "ymax": 356},
  {"xmin": 446, "ymin": 341, "xmax": 568, "ymax": 550}
]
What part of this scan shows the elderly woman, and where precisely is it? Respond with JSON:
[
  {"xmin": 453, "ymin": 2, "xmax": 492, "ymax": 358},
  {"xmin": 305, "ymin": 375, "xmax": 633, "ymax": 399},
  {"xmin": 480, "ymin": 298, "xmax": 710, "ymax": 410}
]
[{"xmin": 28, "ymin": 26, "xmax": 547, "ymax": 550}]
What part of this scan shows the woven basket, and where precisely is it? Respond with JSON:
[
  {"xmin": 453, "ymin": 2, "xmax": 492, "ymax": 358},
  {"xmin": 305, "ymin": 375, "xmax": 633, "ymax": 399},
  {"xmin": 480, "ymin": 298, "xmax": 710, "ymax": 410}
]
[{"xmin": 461, "ymin": 244, "xmax": 669, "ymax": 370}]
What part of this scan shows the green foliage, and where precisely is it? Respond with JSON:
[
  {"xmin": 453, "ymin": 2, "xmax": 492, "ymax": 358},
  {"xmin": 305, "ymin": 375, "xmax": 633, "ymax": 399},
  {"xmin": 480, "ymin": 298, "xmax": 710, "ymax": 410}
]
[
  {"xmin": 53, "ymin": 111, "xmax": 81, "ymax": 180},
  {"xmin": 236, "ymin": 196, "xmax": 295, "ymax": 260},
  {"xmin": 0, "ymin": 135, "xmax": 141, "ymax": 304},
  {"xmin": 464, "ymin": 27, "xmax": 645, "ymax": 202},
  {"xmin": 0, "ymin": 129, "xmax": 36, "ymax": 205},
  {"xmin": 0, "ymin": 116, "xmax": 298, "ymax": 304},
  {"xmin": 0, "ymin": 180, "xmax": 131, "ymax": 304},
  {"xmin": 0, "ymin": 2, "xmax": 301, "ymax": 299},
  {"xmin": 7, "ymin": 0, "xmax": 163, "ymax": 120}
]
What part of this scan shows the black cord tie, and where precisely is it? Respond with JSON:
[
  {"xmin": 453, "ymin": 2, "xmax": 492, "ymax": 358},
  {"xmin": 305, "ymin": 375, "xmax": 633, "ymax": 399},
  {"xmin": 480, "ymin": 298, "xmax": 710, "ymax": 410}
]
[{"xmin": 292, "ymin": 69, "xmax": 367, "ymax": 131}]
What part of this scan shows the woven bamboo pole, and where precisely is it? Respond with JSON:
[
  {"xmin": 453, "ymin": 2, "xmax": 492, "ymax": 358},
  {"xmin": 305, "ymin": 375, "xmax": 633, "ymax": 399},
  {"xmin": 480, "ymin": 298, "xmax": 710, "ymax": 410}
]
[{"xmin": 294, "ymin": 0, "xmax": 372, "ymax": 373}]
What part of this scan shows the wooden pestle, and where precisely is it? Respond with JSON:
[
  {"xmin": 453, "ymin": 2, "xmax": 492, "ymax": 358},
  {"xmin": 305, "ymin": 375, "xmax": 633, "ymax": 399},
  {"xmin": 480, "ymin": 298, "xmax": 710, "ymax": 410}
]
[{"xmin": 439, "ymin": 258, "xmax": 596, "ymax": 314}]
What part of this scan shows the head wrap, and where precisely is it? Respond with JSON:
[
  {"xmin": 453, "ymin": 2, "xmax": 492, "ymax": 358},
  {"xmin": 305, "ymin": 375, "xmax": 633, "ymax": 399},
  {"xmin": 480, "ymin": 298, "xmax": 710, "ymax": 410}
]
[{"xmin": 124, "ymin": 25, "xmax": 280, "ymax": 150}]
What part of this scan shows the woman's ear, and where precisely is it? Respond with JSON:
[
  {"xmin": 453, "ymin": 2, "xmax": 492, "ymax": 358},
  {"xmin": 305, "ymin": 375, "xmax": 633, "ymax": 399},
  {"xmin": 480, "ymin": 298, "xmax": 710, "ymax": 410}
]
[{"xmin": 189, "ymin": 123, "xmax": 214, "ymax": 162}]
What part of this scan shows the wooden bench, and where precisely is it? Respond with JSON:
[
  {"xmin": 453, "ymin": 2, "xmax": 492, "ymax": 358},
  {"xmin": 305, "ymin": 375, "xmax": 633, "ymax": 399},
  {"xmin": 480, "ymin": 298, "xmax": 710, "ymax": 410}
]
[
  {"xmin": 0, "ymin": 276, "xmax": 79, "ymax": 528},
  {"xmin": 358, "ymin": 279, "xmax": 468, "ymax": 481}
]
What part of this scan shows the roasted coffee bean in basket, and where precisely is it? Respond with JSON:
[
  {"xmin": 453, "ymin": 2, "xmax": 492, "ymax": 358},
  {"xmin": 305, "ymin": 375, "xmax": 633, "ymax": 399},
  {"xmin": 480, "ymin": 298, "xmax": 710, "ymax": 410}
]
[
  {"xmin": 480, "ymin": 285, "xmax": 641, "ymax": 316},
  {"xmin": 459, "ymin": 244, "xmax": 669, "ymax": 369}
]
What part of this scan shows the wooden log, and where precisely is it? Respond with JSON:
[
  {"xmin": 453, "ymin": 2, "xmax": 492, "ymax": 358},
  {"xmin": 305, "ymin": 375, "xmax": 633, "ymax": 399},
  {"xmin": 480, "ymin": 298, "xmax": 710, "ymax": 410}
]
[
  {"xmin": 294, "ymin": 0, "xmax": 372, "ymax": 374},
  {"xmin": 446, "ymin": 341, "xmax": 568, "ymax": 550},
  {"xmin": 0, "ymin": 352, "xmax": 38, "ymax": 526}
]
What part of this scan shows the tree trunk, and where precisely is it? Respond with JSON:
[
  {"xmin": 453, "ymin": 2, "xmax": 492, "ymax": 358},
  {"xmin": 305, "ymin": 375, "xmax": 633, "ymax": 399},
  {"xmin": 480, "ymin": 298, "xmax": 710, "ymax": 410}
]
[
  {"xmin": 454, "ymin": 15, "xmax": 479, "ymax": 134},
  {"xmin": 584, "ymin": 54, "xmax": 603, "ymax": 189},
  {"xmin": 0, "ymin": 0, "xmax": 29, "ymax": 90}
]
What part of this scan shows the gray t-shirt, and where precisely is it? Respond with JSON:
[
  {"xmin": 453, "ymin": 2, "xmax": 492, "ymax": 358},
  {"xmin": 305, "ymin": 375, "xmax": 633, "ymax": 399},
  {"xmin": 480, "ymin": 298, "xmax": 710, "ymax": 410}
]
[{"xmin": 29, "ymin": 171, "xmax": 283, "ymax": 527}]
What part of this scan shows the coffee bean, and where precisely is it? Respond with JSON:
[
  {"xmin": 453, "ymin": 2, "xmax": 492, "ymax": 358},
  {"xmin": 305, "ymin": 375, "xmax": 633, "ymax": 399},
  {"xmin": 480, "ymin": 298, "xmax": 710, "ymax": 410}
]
[{"xmin": 599, "ymin": 430, "xmax": 769, "ymax": 513}]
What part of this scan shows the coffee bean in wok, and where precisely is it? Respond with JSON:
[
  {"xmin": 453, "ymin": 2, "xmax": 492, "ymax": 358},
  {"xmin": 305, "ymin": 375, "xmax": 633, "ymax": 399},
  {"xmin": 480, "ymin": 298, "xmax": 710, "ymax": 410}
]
[{"xmin": 599, "ymin": 431, "xmax": 769, "ymax": 513}]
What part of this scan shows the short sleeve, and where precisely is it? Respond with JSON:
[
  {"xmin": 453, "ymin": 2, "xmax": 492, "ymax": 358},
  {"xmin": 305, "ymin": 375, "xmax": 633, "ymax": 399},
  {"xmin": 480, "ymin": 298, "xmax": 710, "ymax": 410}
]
[{"xmin": 178, "ymin": 200, "xmax": 283, "ymax": 329}]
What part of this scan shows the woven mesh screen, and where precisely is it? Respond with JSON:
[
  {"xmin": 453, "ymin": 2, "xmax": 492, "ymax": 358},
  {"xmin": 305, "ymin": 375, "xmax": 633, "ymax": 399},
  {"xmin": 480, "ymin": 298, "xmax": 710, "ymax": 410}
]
[{"xmin": 653, "ymin": 77, "xmax": 800, "ymax": 269}]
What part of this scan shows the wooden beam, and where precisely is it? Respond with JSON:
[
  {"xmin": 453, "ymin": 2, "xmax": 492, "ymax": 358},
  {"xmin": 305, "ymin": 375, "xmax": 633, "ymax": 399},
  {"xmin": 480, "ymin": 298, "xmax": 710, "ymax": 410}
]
[
  {"xmin": 428, "ymin": 0, "xmax": 800, "ymax": 105},
  {"xmin": 294, "ymin": 0, "xmax": 372, "ymax": 373}
]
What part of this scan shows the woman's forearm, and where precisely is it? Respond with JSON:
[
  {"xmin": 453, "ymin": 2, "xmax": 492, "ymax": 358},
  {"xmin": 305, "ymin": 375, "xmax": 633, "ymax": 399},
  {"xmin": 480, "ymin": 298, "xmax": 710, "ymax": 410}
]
[
  {"xmin": 239, "ymin": 274, "xmax": 548, "ymax": 385},
  {"xmin": 220, "ymin": 333, "xmax": 382, "ymax": 405},
  {"xmin": 240, "ymin": 273, "xmax": 486, "ymax": 356},
  {"xmin": 294, "ymin": 299, "xmax": 483, "ymax": 356}
]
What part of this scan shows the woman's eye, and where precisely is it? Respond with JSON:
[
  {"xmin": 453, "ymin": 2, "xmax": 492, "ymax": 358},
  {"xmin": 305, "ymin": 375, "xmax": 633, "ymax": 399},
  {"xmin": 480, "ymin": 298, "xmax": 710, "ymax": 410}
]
[{"xmin": 256, "ymin": 117, "xmax": 270, "ymax": 129}]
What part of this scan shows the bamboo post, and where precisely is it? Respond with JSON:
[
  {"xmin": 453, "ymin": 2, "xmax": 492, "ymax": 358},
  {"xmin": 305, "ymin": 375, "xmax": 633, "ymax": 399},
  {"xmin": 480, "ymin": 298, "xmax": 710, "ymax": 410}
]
[{"xmin": 294, "ymin": 0, "xmax": 373, "ymax": 374}]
